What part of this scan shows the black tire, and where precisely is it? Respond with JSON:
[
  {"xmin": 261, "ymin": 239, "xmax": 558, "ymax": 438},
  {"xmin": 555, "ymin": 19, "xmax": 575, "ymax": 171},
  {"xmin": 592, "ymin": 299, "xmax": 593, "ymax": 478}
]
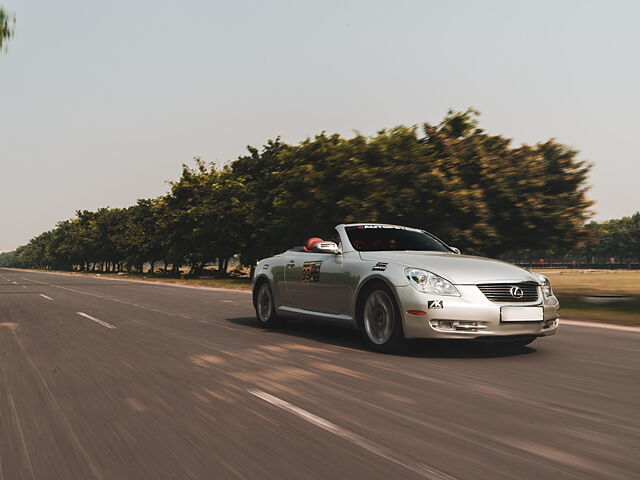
[
  {"xmin": 356, "ymin": 283, "xmax": 406, "ymax": 353},
  {"xmin": 253, "ymin": 280, "xmax": 286, "ymax": 328}
]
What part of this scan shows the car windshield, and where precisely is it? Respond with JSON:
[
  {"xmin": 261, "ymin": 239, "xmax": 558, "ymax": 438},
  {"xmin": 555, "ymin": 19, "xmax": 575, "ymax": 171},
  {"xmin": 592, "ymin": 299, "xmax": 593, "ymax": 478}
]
[{"xmin": 345, "ymin": 225, "xmax": 451, "ymax": 252}]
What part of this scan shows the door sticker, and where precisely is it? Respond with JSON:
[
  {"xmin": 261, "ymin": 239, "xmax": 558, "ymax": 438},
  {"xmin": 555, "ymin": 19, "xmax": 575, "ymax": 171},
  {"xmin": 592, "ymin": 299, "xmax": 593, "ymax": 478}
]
[
  {"xmin": 301, "ymin": 261, "xmax": 322, "ymax": 283},
  {"xmin": 428, "ymin": 300, "xmax": 443, "ymax": 309}
]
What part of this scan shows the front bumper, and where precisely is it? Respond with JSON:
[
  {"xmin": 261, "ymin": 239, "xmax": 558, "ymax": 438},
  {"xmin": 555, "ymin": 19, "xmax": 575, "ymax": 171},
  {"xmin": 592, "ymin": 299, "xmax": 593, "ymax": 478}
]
[{"xmin": 396, "ymin": 284, "xmax": 560, "ymax": 340}]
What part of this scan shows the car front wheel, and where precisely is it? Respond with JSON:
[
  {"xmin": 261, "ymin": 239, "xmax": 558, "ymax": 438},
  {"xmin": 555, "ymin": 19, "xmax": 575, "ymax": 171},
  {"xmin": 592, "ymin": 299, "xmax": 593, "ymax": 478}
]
[{"xmin": 358, "ymin": 284, "xmax": 406, "ymax": 353}]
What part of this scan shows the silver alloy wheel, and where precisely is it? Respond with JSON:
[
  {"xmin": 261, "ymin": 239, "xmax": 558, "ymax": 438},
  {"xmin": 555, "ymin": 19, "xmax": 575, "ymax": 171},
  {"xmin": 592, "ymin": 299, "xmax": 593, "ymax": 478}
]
[
  {"xmin": 257, "ymin": 283, "xmax": 273, "ymax": 323},
  {"xmin": 363, "ymin": 290, "xmax": 394, "ymax": 345}
]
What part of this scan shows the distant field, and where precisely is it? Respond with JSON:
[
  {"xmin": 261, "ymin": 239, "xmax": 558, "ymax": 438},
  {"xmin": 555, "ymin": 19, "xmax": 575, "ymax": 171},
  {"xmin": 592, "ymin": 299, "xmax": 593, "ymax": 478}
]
[{"xmin": 535, "ymin": 270, "xmax": 640, "ymax": 325}]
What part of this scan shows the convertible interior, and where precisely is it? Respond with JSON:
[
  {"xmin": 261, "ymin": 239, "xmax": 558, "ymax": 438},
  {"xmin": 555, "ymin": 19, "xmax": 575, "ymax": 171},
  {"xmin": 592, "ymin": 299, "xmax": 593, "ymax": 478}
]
[{"xmin": 288, "ymin": 237, "xmax": 325, "ymax": 253}]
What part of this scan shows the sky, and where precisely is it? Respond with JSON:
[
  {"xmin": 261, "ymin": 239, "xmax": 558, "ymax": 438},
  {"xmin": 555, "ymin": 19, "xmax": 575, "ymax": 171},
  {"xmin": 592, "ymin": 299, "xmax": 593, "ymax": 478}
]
[{"xmin": 1, "ymin": 0, "xmax": 639, "ymax": 252}]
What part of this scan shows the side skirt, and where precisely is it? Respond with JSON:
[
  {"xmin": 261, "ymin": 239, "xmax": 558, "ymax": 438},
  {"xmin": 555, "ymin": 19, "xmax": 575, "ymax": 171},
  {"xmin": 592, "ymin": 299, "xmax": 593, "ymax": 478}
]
[{"xmin": 277, "ymin": 305, "xmax": 354, "ymax": 323}]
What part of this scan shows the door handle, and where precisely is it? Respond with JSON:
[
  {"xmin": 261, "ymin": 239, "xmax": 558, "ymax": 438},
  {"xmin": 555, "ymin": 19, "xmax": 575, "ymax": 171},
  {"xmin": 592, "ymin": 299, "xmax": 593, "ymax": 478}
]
[{"xmin": 286, "ymin": 261, "xmax": 295, "ymax": 269}]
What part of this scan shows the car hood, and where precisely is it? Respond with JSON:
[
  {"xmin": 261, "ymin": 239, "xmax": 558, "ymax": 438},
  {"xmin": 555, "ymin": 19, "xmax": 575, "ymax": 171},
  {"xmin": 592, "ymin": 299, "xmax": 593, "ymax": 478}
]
[{"xmin": 359, "ymin": 251, "xmax": 539, "ymax": 284}]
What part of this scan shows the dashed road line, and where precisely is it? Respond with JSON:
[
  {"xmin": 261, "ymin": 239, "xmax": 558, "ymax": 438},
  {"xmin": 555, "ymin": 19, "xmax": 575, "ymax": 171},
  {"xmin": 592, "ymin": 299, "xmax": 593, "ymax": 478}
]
[
  {"xmin": 39, "ymin": 294, "xmax": 54, "ymax": 301},
  {"xmin": 76, "ymin": 312, "xmax": 116, "ymax": 329},
  {"xmin": 21, "ymin": 277, "xmax": 39, "ymax": 283},
  {"xmin": 14, "ymin": 269, "xmax": 253, "ymax": 294},
  {"xmin": 248, "ymin": 389, "xmax": 456, "ymax": 480},
  {"xmin": 561, "ymin": 320, "xmax": 640, "ymax": 333},
  {"xmin": 21, "ymin": 277, "xmax": 178, "ymax": 317},
  {"xmin": 7, "ymin": 386, "xmax": 36, "ymax": 479}
]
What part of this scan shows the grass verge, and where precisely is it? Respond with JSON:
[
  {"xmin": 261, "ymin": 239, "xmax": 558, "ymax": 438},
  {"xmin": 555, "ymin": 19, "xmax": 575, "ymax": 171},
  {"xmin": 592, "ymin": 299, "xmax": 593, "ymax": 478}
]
[{"xmin": 537, "ymin": 270, "xmax": 640, "ymax": 325}]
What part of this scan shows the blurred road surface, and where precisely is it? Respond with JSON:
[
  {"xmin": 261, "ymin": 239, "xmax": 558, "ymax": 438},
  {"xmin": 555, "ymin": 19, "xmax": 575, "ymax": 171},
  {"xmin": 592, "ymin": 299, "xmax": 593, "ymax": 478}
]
[{"xmin": 0, "ymin": 268, "xmax": 638, "ymax": 480}]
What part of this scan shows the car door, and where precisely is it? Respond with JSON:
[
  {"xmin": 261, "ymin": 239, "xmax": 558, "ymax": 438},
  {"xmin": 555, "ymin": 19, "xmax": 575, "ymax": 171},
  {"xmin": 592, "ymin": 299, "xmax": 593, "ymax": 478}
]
[
  {"xmin": 284, "ymin": 252, "xmax": 345, "ymax": 314},
  {"xmin": 282, "ymin": 251, "xmax": 306, "ymax": 307}
]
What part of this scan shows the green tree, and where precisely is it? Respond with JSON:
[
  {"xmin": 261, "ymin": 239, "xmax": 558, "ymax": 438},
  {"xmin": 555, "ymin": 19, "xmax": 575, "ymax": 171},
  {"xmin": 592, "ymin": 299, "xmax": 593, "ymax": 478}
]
[
  {"xmin": 230, "ymin": 139, "xmax": 292, "ymax": 269},
  {"xmin": 256, "ymin": 110, "xmax": 592, "ymax": 258},
  {"xmin": 0, "ymin": 6, "xmax": 15, "ymax": 52},
  {"xmin": 419, "ymin": 110, "xmax": 593, "ymax": 255},
  {"xmin": 121, "ymin": 199, "xmax": 164, "ymax": 272},
  {"xmin": 162, "ymin": 159, "xmax": 248, "ymax": 275},
  {"xmin": 4, "ymin": 109, "xmax": 598, "ymax": 271}
]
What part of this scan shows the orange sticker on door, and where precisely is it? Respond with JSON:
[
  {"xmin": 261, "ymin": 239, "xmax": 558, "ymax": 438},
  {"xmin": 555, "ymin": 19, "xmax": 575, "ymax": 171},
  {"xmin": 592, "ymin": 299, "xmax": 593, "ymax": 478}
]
[{"xmin": 301, "ymin": 261, "xmax": 322, "ymax": 283}]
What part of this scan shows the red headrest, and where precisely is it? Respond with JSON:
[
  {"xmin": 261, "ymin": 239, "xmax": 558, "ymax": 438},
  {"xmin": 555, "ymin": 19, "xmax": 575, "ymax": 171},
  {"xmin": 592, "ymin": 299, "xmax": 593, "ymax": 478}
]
[{"xmin": 304, "ymin": 237, "xmax": 324, "ymax": 251}]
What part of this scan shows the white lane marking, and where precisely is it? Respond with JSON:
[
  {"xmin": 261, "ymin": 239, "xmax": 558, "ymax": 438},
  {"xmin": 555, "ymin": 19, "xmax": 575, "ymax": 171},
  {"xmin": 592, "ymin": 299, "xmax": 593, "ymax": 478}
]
[
  {"xmin": 21, "ymin": 275, "xmax": 258, "ymax": 327},
  {"xmin": 561, "ymin": 320, "xmax": 640, "ymax": 333},
  {"xmin": 248, "ymin": 389, "xmax": 456, "ymax": 480},
  {"xmin": 7, "ymin": 388, "xmax": 36, "ymax": 479},
  {"xmin": 222, "ymin": 299, "xmax": 253, "ymax": 308},
  {"xmin": 19, "ymin": 276, "xmax": 261, "ymax": 343},
  {"xmin": 11, "ymin": 281, "xmax": 17, "ymax": 284},
  {"xmin": 21, "ymin": 285, "xmax": 27, "ymax": 289},
  {"xmin": 76, "ymin": 312, "xmax": 116, "ymax": 329},
  {"xmin": 39, "ymin": 294, "xmax": 54, "ymax": 301},
  {"xmin": 14, "ymin": 269, "xmax": 253, "ymax": 294},
  {"xmin": 22, "ymin": 277, "xmax": 41, "ymax": 283},
  {"xmin": 21, "ymin": 277, "xmax": 178, "ymax": 317}
]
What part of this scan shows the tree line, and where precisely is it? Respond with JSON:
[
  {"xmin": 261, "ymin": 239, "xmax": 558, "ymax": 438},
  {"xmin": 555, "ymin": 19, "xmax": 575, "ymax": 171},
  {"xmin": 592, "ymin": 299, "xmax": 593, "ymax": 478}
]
[
  {"xmin": 4, "ymin": 109, "xmax": 626, "ymax": 275},
  {"xmin": 511, "ymin": 213, "xmax": 640, "ymax": 266},
  {"xmin": 582, "ymin": 214, "xmax": 640, "ymax": 263}
]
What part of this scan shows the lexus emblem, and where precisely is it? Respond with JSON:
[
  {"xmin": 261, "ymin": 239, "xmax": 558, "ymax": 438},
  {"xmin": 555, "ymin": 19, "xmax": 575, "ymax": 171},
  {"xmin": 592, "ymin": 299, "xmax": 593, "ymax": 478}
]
[{"xmin": 510, "ymin": 286, "xmax": 524, "ymax": 298}]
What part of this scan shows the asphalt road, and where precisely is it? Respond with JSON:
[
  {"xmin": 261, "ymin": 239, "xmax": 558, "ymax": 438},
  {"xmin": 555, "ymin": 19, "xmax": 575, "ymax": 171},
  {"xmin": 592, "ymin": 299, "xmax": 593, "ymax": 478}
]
[{"xmin": 0, "ymin": 268, "xmax": 638, "ymax": 480}]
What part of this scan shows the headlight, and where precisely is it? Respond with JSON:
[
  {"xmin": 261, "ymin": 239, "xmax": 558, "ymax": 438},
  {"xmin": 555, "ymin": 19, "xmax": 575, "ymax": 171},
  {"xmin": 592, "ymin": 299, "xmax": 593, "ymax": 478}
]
[
  {"xmin": 404, "ymin": 268, "xmax": 460, "ymax": 296},
  {"xmin": 531, "ymin": 272, "xmax": 553, "ymax": 298}
]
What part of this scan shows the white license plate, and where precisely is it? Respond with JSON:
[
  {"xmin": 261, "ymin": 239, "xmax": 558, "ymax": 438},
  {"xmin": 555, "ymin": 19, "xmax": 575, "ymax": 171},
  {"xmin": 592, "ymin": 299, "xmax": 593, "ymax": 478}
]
[{"xmin": 501, "ymin": 306, "xmax": 544, "ymax": 322}]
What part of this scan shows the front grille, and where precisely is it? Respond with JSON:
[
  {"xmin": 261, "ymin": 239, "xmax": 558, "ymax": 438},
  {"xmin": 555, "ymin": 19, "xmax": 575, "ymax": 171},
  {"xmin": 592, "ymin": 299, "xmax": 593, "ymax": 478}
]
[{"xmin": 477, "ymin": 282, "xmax": 539, "ymax": 303}]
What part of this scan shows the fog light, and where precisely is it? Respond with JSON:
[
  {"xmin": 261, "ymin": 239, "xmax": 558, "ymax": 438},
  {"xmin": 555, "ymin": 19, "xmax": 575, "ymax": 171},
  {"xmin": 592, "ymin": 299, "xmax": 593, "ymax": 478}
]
[
  {"xmin": 430, "ymin": 320, "xmax": 488, "ymax": 332},
  {"xmin": 430, "ymin": 320, "xmax": 454, "ymax": 330}
]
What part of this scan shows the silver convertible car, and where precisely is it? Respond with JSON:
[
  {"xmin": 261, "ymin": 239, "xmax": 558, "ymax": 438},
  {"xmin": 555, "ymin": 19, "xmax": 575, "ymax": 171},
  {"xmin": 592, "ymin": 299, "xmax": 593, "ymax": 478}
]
[{"xmin": 252, "ymin": 224, "xmax": 559, "ymax": 352}]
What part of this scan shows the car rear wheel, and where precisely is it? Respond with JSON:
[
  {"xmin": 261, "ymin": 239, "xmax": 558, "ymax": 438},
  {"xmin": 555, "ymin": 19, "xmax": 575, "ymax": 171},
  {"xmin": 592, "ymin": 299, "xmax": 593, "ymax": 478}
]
[
  {"xmin": 254, "ymin": 281, "xmax": 285, "ymax": 328},
  {"xmin": 358, "ymin": 284, "xmax": 406, "ymax": 353}
]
